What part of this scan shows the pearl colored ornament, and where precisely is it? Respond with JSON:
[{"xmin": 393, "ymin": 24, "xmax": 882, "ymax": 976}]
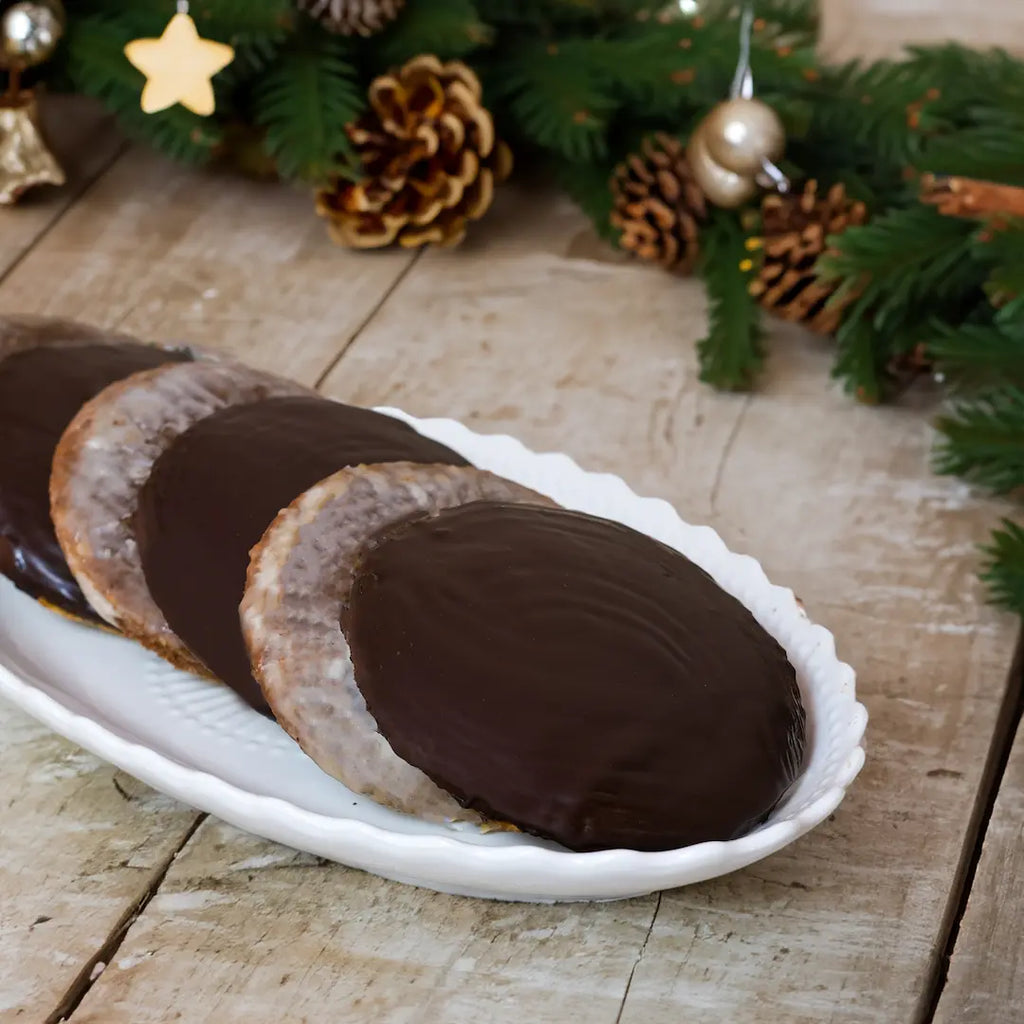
[
  {"xmin": 686, "ymin": 128, "xmax": 756, "ymax": 210},
  {"xmin": 0, "ymin": 1, "xmax": 64, "ymax": 69},
  {"xmin": 702, "ymin": 97, "xmax": 785, "ymax": 178}
]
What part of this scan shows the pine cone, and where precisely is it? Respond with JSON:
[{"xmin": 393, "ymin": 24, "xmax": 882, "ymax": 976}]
[
  {"xmin": 297, "ymin": 0, "xmax": 405, "ymax": 36},
  {"xmin": 610, "ymin": 133, "xmax": 707, "ymax": 273},
  {"xmin": 750, "ymin": 181, "xmax": 868, "ymax": 334},
  {"xmin": 316, "ymin": 55, "xmax": 512, "ymax": 249}
]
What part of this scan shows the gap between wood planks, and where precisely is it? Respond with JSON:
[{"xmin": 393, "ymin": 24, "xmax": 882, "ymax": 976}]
[
  {"xmin": 313, "ymin": 250, "xmax": 424, "ymax": 391},
  {"xmin": 43, "ymin": 814, "xmax": 207, "ymax": 1023},
  {"xmin": 918, "ymin": 628, "xmax": 1024, "ymax": 1024},
  {"xmin": 0, "ymin": 140, "xmax": 129, "ymax": 291}
]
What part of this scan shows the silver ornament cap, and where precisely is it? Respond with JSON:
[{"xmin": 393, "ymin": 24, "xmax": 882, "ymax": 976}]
[
  {"xmin": 702, "ymin": 97, "xmax": 785, "ymax": 178},
  {"xmin": 1, "ymin": 1, "xmax": 65, "ymax": 69}
]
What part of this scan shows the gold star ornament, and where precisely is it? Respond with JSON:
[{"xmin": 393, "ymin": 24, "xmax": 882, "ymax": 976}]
[{"xmin": 124, "ymin": 10, "xmax": 234, "ymax": 117}]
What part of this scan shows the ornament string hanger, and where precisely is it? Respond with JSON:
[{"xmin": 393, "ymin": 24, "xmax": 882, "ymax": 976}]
[{"xmin": 729, "ymin": 2, "xmax": 788, "ymax": 194}]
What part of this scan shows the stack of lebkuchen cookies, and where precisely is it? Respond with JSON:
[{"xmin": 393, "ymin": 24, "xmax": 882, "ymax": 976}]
[{"xmin": 0, "ymin": 316, "xmax": 806, "ymax": 852}]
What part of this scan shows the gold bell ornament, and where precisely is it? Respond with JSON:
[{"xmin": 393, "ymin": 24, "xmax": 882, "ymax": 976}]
[
  {"xmin": 686, "ymin": 4, "xmax": 789, "ymax": 209},
  {"xmin": 0, "ymin": 1, "xmax": 67, "ymax": 206}
]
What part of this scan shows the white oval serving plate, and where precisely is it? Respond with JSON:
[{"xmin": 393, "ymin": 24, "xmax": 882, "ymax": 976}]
[{"xmin": 0, "ymin": 408, "xmax": 867, "ymax": 902}]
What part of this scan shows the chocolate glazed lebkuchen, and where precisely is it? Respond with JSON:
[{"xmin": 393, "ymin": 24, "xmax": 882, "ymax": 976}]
[
  {"xmin": 0, "ymin": 316, "xmax": 193, "ymax": 621},
  {"xmin": 133, "ymin": 396, "xmax": 469, "ymax": 713},
  {"xmin": 51, "ymin": 359, "xmax": 312, "ymax": 675},
  {"xmin": 343, "ymin": 501, "xmax": 807, "ymax": 852}
]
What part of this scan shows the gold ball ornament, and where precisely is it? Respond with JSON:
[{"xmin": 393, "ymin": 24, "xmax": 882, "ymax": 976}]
[
  {"xmin": 702, "ymin": 97, "xmax": 785, "ymax": 177},
  {"xmin": 1, "ymin": 0, "xmax": 65, "ymax": 69},
  {"xmin": 686, "ymin": 127, "xmax": 757, "ymax": 209}
]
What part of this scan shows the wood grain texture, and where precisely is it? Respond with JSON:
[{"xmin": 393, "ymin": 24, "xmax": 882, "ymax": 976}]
[
  {"xmin": 0, "ymin": 96, "xmax": 123, "ymax": 278},
  {"xmin": 0, "ymin": 143, "xmax": 415, "ymax": 1020},
  {"xmin": 65, "ymin": 189, "xmax": 1019, "ymax": 1023},
  {"xmin": 69, "ymin": 820, "xmax": 658, "ymax": 1024},
  {"xmin": 933, "ymin": 716, "xmax": 1024, "ymax": 1024},
  {"xmin": 819, "ymin": 0, "xmax": 1024, "ymax": 60},
  {"xmin": 0, "ymin": 144, "xmax": 416, "ymax": 384},
  {"xmin": 0, "ymin": 704, "xmax": 198, "ymax": 1020}
]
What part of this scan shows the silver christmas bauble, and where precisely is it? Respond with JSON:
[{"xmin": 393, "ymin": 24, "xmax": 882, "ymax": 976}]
[
  {"xmin": 702, "ymin": 97, "xmax": 785, "ymax": 178},
  {"xmin": 686, "ymin": 128, "xmax": 756, "ymax": 210},
  {"xmin": 1, "ymin": 1, "xmax": 65, "ymax": 69}
]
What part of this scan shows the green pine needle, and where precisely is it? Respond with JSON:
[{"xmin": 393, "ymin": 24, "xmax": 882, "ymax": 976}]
[
  {"xmin": 374, "ymin": 0, "xmax": 493, "ymax": 65},
  {"xmin": 930, "ymin": 320, "xmax": 1024, "ymax": 390},
  {"xmin": 935, "ymin": 388, "xmax": 1024, "ymax": 493},
  {"xmin": 697, "ymin": 210, "xmax": 764, "ymax": 391},
  {"xmin": 554, "ymin": 158, "xmax": 620, "ymax": 244},
  {"xmin": 981, "ymin": 520, "xmax": 1024, "ymax": 616},
  {"xmin": 493, "ymin": 41, "xmax": 618, "ymax": 162},
  {"xmin": 254, "ymin": 36, "xmax": 363, "ymax": 184},
  {"xmin": 831, "ymin": 298, "xmax": 887, "ymax": 403}
]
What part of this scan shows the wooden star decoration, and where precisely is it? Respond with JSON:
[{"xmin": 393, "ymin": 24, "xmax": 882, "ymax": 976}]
[{"xmin": 124, "ymin": 12, "xmax": 234, "ymax": 117}]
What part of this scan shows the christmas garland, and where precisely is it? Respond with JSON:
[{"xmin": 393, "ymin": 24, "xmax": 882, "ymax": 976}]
[{"xmin": 5, "ymin": 0, "xmax": 1024, "ymax": 617}]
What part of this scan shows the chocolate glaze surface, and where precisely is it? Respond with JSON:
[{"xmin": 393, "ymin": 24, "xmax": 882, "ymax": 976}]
[
  {"xmin": 345, "ymin": 501, "xmax": 806, "ymax": 852},
  {"xmin": 134, "ymin": 396, "xmax": 468, "ymax": 712},
  {"xmin": 0, "ymin": 343, "xmax": 191, "ymax": 619}
]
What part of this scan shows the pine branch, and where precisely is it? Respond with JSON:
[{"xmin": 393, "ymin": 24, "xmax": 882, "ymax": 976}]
[
  {"xmin": 981, "ymin": 519, "xmax": 1024, "ymax": 616},
  {"xmin": 554, "ymin": 157, "xmax": 621, "ymax": 243},
  {"xmin": 63, "ymin": 14, "xmax": 222, "ymax": 164},
  {"xmin": 697, "ymin": 0, "xmax": 818, "ymax": 44},
  {"xmin": 977, "ymin": 223, "xmax": 1024, "ymax": 306},
  {"xmin": 817, "ymin": 205, "xmax": 983, "ymax": 335},
  {"xmin": 492, "ymin": 41, "xmax": 618, "ymax": 162},
  {"xmin": 831, "ymin": 296, "xmax": 888, "ymax": 403},
  {"xmin": 697, "ymin": 210, "xmax": 765, "ymax": 391},
  {"xmin": 254, "ymin": 34, "xmax": 363, "ymax": 183},
  {"xmin": 935, "ymin": 387, "xmax": 1024, "ymax": 493},
  {"xmin": 930, "ymin": 319, "xmax": 1024, "ymax": 391},
  {"xmin": 373, "ymin": 0, "xmax": 493, "ymax": 65}
]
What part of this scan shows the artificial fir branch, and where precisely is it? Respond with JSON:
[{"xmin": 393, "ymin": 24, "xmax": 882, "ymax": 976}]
[
  {"xmin": 935, "ymin": 388, "xmax": 1024, "ymax": 494},
  {"xmin": 373, "ymin": 0, "xmax": 492, "ymax": 65},
  {"xmin": 930, "ymin": 319, "xmax": 1024, "ymax": 391},
  {"xmin": 254, "ymin": 34, "xmax": 363, "ymax": 182},
  {"xmin": 696, "ymin": 210, "xmax": 764, "ymax": 391},
  {"xmin": 981, "ymin": 520, "xmax": 1024, "ymax": 617}
]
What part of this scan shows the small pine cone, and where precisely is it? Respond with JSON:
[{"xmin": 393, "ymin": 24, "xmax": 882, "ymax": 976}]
[
  {"xmin": 316, "ymin": 55, "xmax": 512, "ymax": 249},
  {"xmin": 297, "ymin": 0, "xmax": 405, "ymax": 36},
  {"xmin": 750, "ymin": 180, "xmax": 868, "ymax": 335},
  {"xmin": 610, "ymin": 133, "xmax": 707, "ymax": 273}
]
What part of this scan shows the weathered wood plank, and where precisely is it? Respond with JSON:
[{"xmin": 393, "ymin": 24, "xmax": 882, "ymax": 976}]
[
  {"xmin": 0, "ymin": 96, "xmax": 124, "ymax": 278},
  {"xmin": 69, "ymin": 190, "xmax": 1018, "ymax": 1023},
  {"xmin": 0, "ymin": 704, "xmax": 199, "ymax": 1020},
  {"xmin": 69, "ymin": 820, "xmax": 657, "ymax": 1024},
  {"xmin": 0, "ymin": 135, "xmax": 415, "ymax": 1019},
  {"xmin": 933, "ymin": 714, "xmax": 1024, "ymax": 1024},
  {"xmin": 0, "ymin": 144, "xmax": 416, "ymax": 383},
  {"xmin": 819, "ymin": 0, "xmax": 1024, "ymax": 60}
]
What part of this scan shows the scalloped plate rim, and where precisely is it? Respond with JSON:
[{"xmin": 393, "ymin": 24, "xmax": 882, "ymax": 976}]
[{"xmin": 0, "ymin": 409, "xmax": 868, "ymax": 902}]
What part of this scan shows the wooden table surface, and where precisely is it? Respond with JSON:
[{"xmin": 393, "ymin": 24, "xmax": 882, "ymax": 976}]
[{"xmin": 1, "ymin": 95, "xmax": 1022, "ymax": 1024}]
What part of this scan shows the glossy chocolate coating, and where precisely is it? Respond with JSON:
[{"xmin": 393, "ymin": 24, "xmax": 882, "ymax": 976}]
[
  {"xmin": 346, "ymin": 502, "xmax": 806, "ymax": 852},
  {"xmin": 0, "ymin": 343, "xmax": 191, "ymax": 619},
  {"xmin": 134, "ymin": 396, "xmax": 468, "ymax": 712}
]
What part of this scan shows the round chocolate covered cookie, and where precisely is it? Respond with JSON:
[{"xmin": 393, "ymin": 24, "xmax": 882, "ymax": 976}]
[
  {"xmin": 134, "ymin": 396, "xmax": 471, "ymax": 712},
  {"xmin": 242, "ymin": 461, "xmax": 554, "ymax": 820},
  {"xmin": 344, "ymin": 501, "xmax": 806, "ymax": 853},
  {"xmin": 51, "ymin": 359, "xmax": 311, "ymax": 673},
  {"xmin": 0, "ymin": 316, "xmax": 193, "ymax": 622}
]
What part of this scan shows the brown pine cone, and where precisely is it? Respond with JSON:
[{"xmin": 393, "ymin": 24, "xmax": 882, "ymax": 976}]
[
  {"xmin": 750, "ymin": 181, "xmax": 868, "ymax": 334},
  {"xmin": 316, "ymin": 55, "xmax": 512, "ymax": 249},
  {"xmin": 610, "ymin": 133, "xmax": 707, "ymax": 273},
  {"xmin": 297, "ymin": 0, "xmax": 405, "ymax": 36}
]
